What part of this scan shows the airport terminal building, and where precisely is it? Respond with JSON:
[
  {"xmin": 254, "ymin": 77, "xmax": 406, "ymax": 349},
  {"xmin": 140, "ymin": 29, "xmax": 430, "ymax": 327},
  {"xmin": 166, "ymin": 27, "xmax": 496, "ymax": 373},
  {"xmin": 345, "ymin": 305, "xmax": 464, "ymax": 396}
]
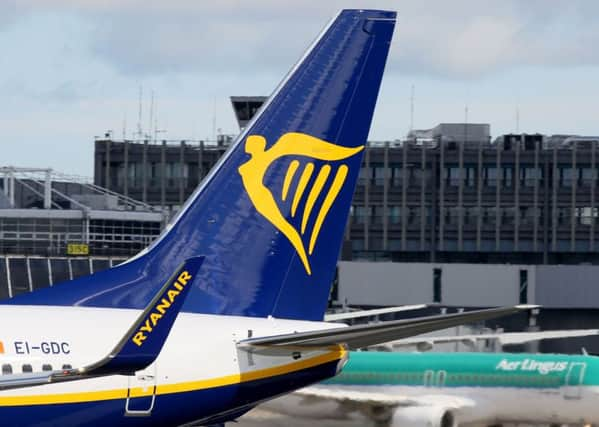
[
  {"xmin": 4, "ymin": 97, "xmax": 599, "ymax": 353},
  {"xmin": 89, "ymin": 112, "xmax": 599, "ymax": 353},
  {"xmin": 93, "ymin": 124, "xmax": 599, "ymax": 267}
]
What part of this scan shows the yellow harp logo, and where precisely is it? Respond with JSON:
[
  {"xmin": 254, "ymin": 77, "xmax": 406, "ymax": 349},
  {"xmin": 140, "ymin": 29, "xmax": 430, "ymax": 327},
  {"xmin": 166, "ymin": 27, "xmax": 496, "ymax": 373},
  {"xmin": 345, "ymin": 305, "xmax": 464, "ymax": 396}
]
[{"xmin": 238, "ymin": 132, "xmax": 364, "ymax": 275}]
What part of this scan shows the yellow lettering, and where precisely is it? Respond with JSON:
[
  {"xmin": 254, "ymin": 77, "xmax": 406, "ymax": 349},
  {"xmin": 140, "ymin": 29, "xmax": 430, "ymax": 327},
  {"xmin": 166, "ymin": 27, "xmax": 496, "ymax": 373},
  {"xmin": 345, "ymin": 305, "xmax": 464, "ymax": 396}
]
[
  {"xmin": 167, "ymin": 289, "xmax": 180, "ymax": 303},
  {"xmin": 177, "ymin": 271, "xmax": 192, "ymax": 285},
  {"xmin": 132, "ymin": 332, "xmax": 146, "ymax": 347},
  {"xmin": 156, "ymin": 298, "xmax": 171, "ymax": 314},
  {"xmin": 150, "ymin": 312, "xmax": 162, "ymax": 326},
  {"xmin": 140, "ymin": 319, "xmax": 152, "ymax": 333}
]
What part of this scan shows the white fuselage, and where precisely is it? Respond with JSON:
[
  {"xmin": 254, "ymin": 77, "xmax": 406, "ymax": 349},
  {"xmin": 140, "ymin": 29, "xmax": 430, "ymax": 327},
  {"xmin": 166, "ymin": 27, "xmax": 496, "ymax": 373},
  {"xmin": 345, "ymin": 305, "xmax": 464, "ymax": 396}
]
[{"xmin": 0, "ymin": 305, "xmax": 345, "ymax": 426}]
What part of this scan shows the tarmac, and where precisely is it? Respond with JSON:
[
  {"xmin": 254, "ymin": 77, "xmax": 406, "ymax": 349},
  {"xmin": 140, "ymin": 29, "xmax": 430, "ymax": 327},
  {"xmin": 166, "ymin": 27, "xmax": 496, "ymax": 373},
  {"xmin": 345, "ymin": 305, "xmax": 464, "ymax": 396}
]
[
  {"xmin": 236, "ymin": 407, "xmax": 550, "ymax": 427},
  {"xmin": 236, "ymin": 408, "xmax": 373, "ymax": 427}
]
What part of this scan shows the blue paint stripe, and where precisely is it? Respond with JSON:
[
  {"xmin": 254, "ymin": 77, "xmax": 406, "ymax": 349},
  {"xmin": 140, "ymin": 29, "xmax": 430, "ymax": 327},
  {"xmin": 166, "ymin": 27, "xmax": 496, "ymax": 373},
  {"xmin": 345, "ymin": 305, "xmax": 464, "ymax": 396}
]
[{"xmin": 1, "ymin": 359, "xmax": 341, "ymax": 427}]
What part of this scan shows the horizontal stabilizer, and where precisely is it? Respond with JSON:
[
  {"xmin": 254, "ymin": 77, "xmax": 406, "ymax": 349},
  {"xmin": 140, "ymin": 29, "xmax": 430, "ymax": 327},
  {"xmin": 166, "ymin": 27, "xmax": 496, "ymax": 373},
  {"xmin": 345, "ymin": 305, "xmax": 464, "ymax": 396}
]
[
  {"xmin": 239, "ymin": 305, "xmax": 536, "ymax": 350},
  {"xmin": 0, "ymin": 256, "xmax": 203, "ymax": 391},
  {"xmin": 324, "ymin": 305, "xmax": 428, "ymax": 322}
]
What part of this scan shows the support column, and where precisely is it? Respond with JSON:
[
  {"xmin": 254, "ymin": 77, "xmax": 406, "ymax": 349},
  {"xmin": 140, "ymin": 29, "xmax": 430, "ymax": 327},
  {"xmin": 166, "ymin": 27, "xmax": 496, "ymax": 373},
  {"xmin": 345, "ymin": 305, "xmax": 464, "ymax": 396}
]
[
  {"xmin": 476, "ymin": 140, "xmax": 482, "ymax": 250},
  {"xmin": 382, "ymin": 142, "xmax": 389, "ymax": 251},
  {"xmin": 104, "ymin": 140, "xmax": 111, "ymax": 190},
  {"xmin": 123, "ymin": 141, "xmax": 129, "ymax": 200},
  {"xmin": 458, "ymin": 139, "xmax": 464, "ymax": 251},
  {"xmin": 495, "ymin": 139, "xmax": 501, "ymax": 251},
  {"xmin": 9, "ymin": 170, "xmax": 15, "ymax": 207},
  {"xmin": 2, "ymin": 171, "xmax": 8, "ymax": 196},
  {"xmin": 179, "ymin": 141, "xmax": 185, "ymax": 205},
  {"xmin": 430, "ymin": 149, "xmax": 438, "ymax": 263},
  {"xmin": 543, "ymin": 156, "xmax": 550, "ymax": 264},
  {"xmin": 44, "ymin": 169, "xmax": 52, "ymax": 209},
  {"xmin": 439, "ymin": 140, "xmax": 445, "ymax": 251},
  {"xmin": 570, "ymin": 141, "xmax": 577, "ymax": 251},
  {"xmin": 420, "ymin": 143, "xmax": 427, "ymax": 250},
  {"xmin": 591, "ymin": 140, "xmax": 596, "ymax": 251},
  {"xmin": 514, "ymin": 138, "xmax": 521, "ymax": 251},
  {"xmin": 364, "ymin": 147, "xmax": 370, "ymax": 251},
  {"xmin": 552, "ymin": 145, "xmax": 558, "ymax": 252},
  {"xmin": 198, "ymin": 141, "xmax": 205, "ymax": 183},
  {"xmin": 401, "ymin": 142, "xmax": 408, "ymax": 251},
  {"xmin": 533, "ymin": 137, "xmax": 540, "ymax": 251},
  {"xmin": 142, "ymin": 140, "xmax": 148, "ymax": 203}
]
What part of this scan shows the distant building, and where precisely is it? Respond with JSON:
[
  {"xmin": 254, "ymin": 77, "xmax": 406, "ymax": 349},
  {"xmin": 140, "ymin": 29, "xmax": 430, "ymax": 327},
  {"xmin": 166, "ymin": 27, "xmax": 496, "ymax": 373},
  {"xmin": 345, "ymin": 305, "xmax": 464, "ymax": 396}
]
[
  {"xmin": 94, "ymin": 128, "xmax": 599, "ymax": 266},
  {"xmin": 93, "ymin": 96, "xmax": 599, "ymax": 265},
  {"xmin": 348, "ymin": 130, "xmax": 599, "ymax": 266},
  {"xmin": 94, "ymin": 139, "xmax": 228, "ymax": 210},
  {"xmin": 0, "ymin": 167, "xmax": 164, "ymax": 298}
]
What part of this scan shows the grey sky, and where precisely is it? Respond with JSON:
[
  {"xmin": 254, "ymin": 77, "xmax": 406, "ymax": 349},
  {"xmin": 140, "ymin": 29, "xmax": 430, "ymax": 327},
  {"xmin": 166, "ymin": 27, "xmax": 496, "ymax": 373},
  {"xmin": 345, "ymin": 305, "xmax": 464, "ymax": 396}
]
[{"xmin": 2, "ymin": 1, "xmax": 599, "ymax": 175}]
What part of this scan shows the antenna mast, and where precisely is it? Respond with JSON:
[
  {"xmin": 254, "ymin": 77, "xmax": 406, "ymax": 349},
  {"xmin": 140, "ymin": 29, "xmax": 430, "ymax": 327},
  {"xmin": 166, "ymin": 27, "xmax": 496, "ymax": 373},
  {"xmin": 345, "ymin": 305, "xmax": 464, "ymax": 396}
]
[
  {"xmin": 148, "ymin": 90, "xmax": 154, "ymax": 141},
  {"xmin": 464, "ymin": 105, "xmax": 469, "ymax": 142},
  {"xmin": 212, "ymin": 98, "xmax": 217, "ymax": 143},
  {"xmin": 410, "ymin": 84, "xmax": 415, "ymax": 132},
  {"xmin": 137, "ymin": 85, "xmax": 143, "ymax": 140}
]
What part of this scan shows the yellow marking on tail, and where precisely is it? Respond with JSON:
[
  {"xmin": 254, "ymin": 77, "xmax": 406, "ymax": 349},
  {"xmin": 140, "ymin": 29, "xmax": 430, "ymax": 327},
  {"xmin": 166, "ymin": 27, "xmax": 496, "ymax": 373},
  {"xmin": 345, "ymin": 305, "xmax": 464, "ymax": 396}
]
[
  {"xmin": 310, "ymin": 165, "xmax": 348, "ymax": 254},
  {"xmin": 292, "ymin": 163, "xmax": 314, "ymax": 218},
  {"xmin": 282, "ymin": 160, "xmax": 300, "ymax": 201},
  {"xmin": 301, "ymin": 165, "xmax": 331, "ymax": 234}
]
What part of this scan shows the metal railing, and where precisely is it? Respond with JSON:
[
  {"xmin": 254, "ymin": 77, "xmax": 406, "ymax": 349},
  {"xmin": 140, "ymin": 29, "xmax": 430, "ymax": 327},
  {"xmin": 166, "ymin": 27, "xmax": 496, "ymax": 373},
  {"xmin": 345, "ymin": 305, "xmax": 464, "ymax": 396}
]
[{"xmin": 0, "ymin": 255, "xmax": 128, "ymax": 299}]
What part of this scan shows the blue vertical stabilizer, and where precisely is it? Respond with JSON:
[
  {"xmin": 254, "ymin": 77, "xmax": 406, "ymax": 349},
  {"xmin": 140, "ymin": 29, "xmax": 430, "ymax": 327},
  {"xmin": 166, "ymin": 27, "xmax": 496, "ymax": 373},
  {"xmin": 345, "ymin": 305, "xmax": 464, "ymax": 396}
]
[{"xmin": 7, "ymin": 10, "xmax": 396, "ymax": 321}]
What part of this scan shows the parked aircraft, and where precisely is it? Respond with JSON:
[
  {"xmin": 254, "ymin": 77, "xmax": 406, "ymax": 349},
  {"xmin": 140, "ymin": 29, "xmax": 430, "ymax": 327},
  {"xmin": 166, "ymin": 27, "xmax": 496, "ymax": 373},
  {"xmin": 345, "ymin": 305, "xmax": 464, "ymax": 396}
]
[
  {"xmin": 0, "ymin": 9, "xmax": 527, "ymax": 427},
  {"xmin": 265, "ymin": 351, "xmax": 599, "ymax": 426}
]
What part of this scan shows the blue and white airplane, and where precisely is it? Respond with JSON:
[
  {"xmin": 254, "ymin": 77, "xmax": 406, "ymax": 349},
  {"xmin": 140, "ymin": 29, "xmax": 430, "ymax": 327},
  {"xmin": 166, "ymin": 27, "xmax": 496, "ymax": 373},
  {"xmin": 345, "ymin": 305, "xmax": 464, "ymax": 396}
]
[{"xmin": 0, "ymin": 9, "xmax": 528, "ymax": 427}]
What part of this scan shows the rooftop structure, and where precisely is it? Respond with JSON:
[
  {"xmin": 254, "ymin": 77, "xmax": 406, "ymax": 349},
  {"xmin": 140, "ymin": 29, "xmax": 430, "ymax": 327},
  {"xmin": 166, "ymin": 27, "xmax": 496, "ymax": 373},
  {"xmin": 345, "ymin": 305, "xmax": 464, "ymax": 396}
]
[
  {"xmin": 407, "ymin": 123, "xmax": 491, "ymax": 146},
  {"xmin": 0, "ymin": 166, "xmax": 165, "ymax": 257},
  {"xmin": 230, "ymin": 96, "xmax": 268, "ymax": 130}
]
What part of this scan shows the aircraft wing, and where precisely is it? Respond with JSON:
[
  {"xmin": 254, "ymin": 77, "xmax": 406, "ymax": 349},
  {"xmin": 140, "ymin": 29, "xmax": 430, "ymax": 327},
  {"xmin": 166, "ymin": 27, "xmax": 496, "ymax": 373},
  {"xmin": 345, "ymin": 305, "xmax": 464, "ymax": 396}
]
[
  {"xmin": 324, "ymin": 305, "xmax": 427, "ymax": 322},
  {"xmin": 0, "ymin": 256, "xmax": 204, "ymax": 391},
  {"xmin": 296, "ymin": 385, "xmax": 416, "ymax": 407},
  {"xmin": 291, "ymin": 386, "xmax": 474, "ymax": 422},
  {"xmin": 239, "ymin": 305, "xmax": 536, "ymax": 350},
  {"xmin": 375, "ymin": 328, "xmax": 599, "ymax": 351}
]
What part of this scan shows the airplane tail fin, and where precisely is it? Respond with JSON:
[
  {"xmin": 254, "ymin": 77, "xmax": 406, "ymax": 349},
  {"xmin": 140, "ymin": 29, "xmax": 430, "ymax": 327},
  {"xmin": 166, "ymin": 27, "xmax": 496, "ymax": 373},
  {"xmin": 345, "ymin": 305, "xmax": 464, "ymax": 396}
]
[
  {"xmin": 8, "ymin": 10, "xmax": 396, "ymax": 321},
  {"xmin": 90, "ymin": 256, "xmax": 203, "ymax": 374}
]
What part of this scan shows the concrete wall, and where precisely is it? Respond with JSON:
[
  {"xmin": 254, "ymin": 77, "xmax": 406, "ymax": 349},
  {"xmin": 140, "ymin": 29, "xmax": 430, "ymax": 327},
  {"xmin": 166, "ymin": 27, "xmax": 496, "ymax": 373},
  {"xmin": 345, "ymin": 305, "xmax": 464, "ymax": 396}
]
[
  {"xmin": 337, "ymin": 261, "xmax": 555, "ymax": 308},
  {"xmin": 535, "ymin": 266, "xmax": 599, "ymax": 308},
  {"xmin": 441, "ymin": 263, "xmax": 532, "ymax": 306},
  {"xmin": 338, "ymin": 261, "xmax": 433, "ymax": 306}
]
